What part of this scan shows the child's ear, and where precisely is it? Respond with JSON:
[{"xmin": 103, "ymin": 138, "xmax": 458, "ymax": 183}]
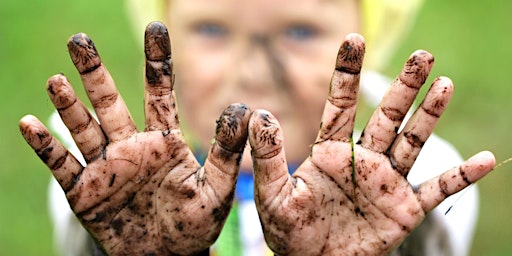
[
  {"xmin": 362, "ymin": 0, "xmax": 425, "ymax": 72},
  {"xmin": 126, "ymin": 0, "xmax": 167, "ymax": 40}
]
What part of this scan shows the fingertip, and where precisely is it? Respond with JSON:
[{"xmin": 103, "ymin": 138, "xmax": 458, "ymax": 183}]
[
  {"xmin": 215, "ymin": 103, "xmax": 251, "ymax": 153},
  {"xmin": 471, "ymin": 150, "xmax": 496, "ymax": 170},
  {"xmin": 345, "ymin": 33, "xmax": 365, "ymax": 45},
  {"xmin": 433, "ymin": 76, "xmax": 453, "ymax": 87},
  {"xmin": 46, "ymin": 74, "xmax": 77, "ymax": 109},
  {"xmin": 410, "ymin": 49, "xmax": 434, "ymax": 63},
  {"xmin": 19, "ymin": 115, "xmax": 52, "ymax": 150},
  {"xmin": 335, "ymin": 33, "xmax": 365, "ymax": 74},
  {"xmin": 457, "ymin": 150, "xmax": 496, "ymax": 186},
  {"xmin": 19, "ymin": 114, "xmax": 38, "ymax": 126},
  {"xmin": 248, "ymin": 109, "xmax": 283, "ymax": 159},
  {"xmin": 421, "ymin": 76, "xmax": 454, "ymax": 116},
  {"xmin": 400, "ymin": 50, "xmax": 434, "ymax": 87},
  {"xmin": 144, "ymin": 21, "xmax": 171, "ymax": 61},
  {"xmin": 67, "ymin": 33, "xmax": 101, "ymax": 74}
]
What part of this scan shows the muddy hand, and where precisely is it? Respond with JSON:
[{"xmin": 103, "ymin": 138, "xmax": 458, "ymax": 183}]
[
  {"xmin": 248, "ymin": 33, "xmax": 495, "ymax": 256},
  {"xmin": 19, "ymin": 21, "xmax": 250, "ymax": 255}
]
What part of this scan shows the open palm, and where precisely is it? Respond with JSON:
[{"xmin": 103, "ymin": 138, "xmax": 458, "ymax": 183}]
[
  {"xmin": 20, "ymin": 22, "xmax": 250, "ymax": 255},
  {"xmin": 249, "ymin": 34, "xmax": 495, "ymax": 255}
]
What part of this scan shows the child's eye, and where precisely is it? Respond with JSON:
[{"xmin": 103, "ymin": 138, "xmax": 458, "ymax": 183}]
[
  {"xmin": 284, "ymin": 25, "xmax": 318, "ymax": 41},
  {"xmin": 193, "ymin": 22, "xmax": 228, "ymax": 38}
]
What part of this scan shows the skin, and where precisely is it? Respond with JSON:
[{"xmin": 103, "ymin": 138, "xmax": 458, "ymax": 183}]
[
  {"xmin": 19, "ymin": 1, "xmax": 496, "ymax": 255},
  {"xmin": 248, "ymin": 34, "xmax": 495, "ymax": 255},
  {"xmin": 21, "ymin": 23, "xmax": 251, "ymax": 255},
  {"xmin": 20, "ymin": 21, "xmax": 495, "ymax": 255},
  {"xmin": 166, "ymin": 0, "xmax": 360, "ymax": 168}
]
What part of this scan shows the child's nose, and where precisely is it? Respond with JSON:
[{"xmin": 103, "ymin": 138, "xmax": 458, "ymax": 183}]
[{"xmin": 233, "ymin": 34, "xmax": 287, "ymax": 91}]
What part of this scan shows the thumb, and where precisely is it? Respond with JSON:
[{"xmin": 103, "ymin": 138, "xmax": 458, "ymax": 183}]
[
  {"xmin": 249, "ymin": 110, "xmax": 291, "ymax": 208},
  {"xmin": 203, "ymin": 103, "xmax": 251, "ymax": 195}
]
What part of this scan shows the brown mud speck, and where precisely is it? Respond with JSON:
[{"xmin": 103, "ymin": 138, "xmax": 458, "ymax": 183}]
[
  {"xmin": 459, "ymin": 167, "xmax": 471, "ymax": 184},
  {"xmin": 108, "ymin": 174, "xmax": 116, "ymax": 187},
  {"xmin": 380, "ymin": 184, "xmax": 388, "ymax": 193},
  {"xmin": 438, "ymin": 178, "xmax": 450, "ymax": 197},
  {"xmin": 212, "ymin": 190, "xmax": 235, "ymax": 223},
  {"xmin": 355, "ymin": 207, "xmax": 365, "ymax": 217},
  {"xmin": 175, "ymin": 221, "xmax": 184, "ymax": 232},
  {"xmin": 111, "ymin": 218, "xmax": 125, "ymax": 236},
  {"xmin": 381, "ymin": 106, "xmax": 405, "ymax": 122},
  {"xmin": 404, "ymin": 131, "xmax": 424, "ymax": 148},
  {"xmin": 37, "ymin": 146, "xmax": 53, "ymax": 163}
]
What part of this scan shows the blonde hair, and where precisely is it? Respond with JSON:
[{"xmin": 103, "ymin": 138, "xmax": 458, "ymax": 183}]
[{"xmin": 126, "ymin": 0, "xmax": 424, "ymax": 72}]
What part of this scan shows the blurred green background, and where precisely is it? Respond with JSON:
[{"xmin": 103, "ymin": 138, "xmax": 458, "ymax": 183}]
[{"xmin": 0, "ymin": 0, "xmax": 510, "ymax": 255}]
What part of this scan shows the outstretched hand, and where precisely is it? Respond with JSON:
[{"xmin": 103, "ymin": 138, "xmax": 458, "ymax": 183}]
[
  {"xmin": 20, "ymin": 22, "xmax": 250, "ymax": 255},
  {"xmin": 248, "ymin": 34, "xmax": 495, "ymax": 255},
  {"xmin": 19, "ymin": 21, "xmax": 495, "ymax": 256}
]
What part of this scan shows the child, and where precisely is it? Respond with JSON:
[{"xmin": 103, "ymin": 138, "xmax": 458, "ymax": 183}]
[{"xmin": 22, "ymin": 0, "xmax": 495, "ymax": 255}]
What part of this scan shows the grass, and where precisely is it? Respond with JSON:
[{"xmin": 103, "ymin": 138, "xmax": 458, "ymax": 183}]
[{"xmin": 1, "ymin": 0, "xmax": 511, "ymax": 255}]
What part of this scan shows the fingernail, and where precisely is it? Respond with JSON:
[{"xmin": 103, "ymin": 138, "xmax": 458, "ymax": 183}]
[{"xmin": 67, "ymin": 33, "xmax": 101, "ymax": 74}]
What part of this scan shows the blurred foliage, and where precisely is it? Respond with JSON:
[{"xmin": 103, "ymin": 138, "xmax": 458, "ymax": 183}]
[
  {"xmin": 388, "ymin": 2, "xmax": 512, "ymax": 255},
  {"xmin": 0, "ymin": 0, "xmax": 510, "ymax": 255}
]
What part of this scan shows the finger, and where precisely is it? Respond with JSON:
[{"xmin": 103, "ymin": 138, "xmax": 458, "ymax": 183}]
[
  {"xmin": 248, "ymin": 109, "xmax": 291, "ymax": 207},
  {"xmin": 203, "ymin": 103, "xmax": 251, "ymax": 195},
  {"xmin": 67, "ymin": 33, "xmax": 137, "ymax": 141},
  {"xmin": 143, "ymin": 21, "xmax": 179, "ymax": 131},
  {"xmin": 19, "ymin": 115, "xmax": 84, "ymax": 192},
  {"xmin": 315, "ymin": 33, "xmax": 365, "ymax": 143},
  {"xmin": 47, "ymin": 74, "xmax": 107, "ymax": 162},
  {"xmin": 358, "ymin": 50, "xmax": 434, "ymax": 153},
  {"xmin": 417, "ymin": 151, "xmax": 495, "ymax": 212},
  {"xmin": 389, "ymin": 77, "xmax": 454, "ymax": 176}
]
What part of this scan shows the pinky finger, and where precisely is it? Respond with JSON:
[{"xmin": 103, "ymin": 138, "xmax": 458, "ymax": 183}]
[
  {"xmin": 417, "ymin": 151, "xmax": 495, "ymax": 212},
  {"xmin": 19, "ymin": 115, "xmax": 84, "ymax": 192}
]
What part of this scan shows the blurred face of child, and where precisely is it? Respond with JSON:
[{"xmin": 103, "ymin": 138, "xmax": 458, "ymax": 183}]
[{"xmin": 166, "ymin": 0, "xmax": 360, "ymax": 163}]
